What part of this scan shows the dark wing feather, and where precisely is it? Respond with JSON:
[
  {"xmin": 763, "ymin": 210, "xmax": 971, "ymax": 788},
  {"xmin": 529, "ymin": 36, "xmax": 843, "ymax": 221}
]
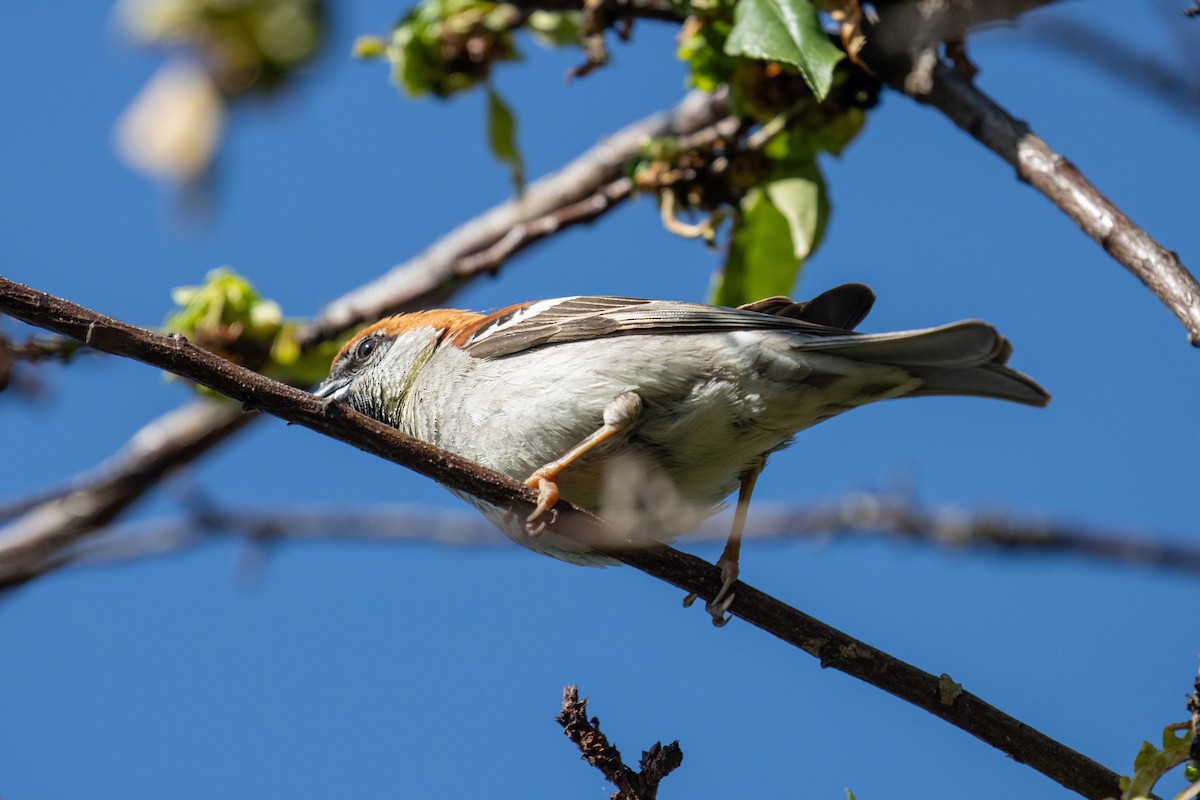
[
  {"xmin": 739, "ymin": 283, "xmax": 876, "ymax": 330},
  {"xmin": 460, "ymin": 295, "xmax": 852, "ymax": 359}
]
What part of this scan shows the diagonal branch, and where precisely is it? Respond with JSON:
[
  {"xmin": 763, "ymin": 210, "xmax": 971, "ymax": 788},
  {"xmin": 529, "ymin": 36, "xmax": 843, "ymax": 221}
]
[
  {"xmin": 0, "ymin": 90, "xmax": 728, "ymax": 576},
  {"xmin": 901, "ymin": 62, "xmax": 1200, "ymax": 346},
  {"xmin": 0, "ymin": 276, "xmax": 1122, "ymax": 800}
]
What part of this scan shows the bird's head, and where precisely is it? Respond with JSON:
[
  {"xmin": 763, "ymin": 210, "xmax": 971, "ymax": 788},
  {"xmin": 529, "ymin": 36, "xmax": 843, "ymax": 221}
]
[{"xmin": 314, "ymin": 309, "xmax": 482, "ymax": 428}]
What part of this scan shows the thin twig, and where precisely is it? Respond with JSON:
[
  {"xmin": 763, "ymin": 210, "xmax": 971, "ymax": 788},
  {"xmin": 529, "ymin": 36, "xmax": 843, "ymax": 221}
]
[
  {"xmin": 556, "ymin": 685, "xmax": 683, "ymax": 800},
  {"xmin": 0, "ymin": 277, "xmax": 1123, "ymax": 800},
  {"xmin": 453, "ymin": 177, "xmax": 635, "ymax": 276}
]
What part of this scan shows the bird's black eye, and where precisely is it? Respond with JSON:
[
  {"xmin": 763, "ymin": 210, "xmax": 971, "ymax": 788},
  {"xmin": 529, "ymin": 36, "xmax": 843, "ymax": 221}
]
[{"xmin": 354, "ymin": 335, "xmax": 379, "ymax": 363}]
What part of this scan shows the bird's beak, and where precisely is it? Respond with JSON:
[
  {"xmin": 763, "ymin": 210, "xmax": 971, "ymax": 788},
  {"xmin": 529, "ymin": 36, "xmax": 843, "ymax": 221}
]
[{"xmin": 313, "ymin": 376, "xmax": 350, "ymax": 401}]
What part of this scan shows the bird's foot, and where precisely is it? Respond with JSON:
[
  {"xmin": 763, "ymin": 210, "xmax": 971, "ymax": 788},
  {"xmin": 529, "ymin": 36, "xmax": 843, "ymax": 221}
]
[
  {"xmin": 522, "ymin": 471, "xmax": 560, "ymax": 536},
  {"xmin": 682, "ymin": 557, "xmax": 739, "ymax": 627}
]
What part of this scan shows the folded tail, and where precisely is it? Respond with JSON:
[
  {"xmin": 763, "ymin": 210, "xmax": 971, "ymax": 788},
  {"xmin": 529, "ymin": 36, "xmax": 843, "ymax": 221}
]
[{"xmin": 799, "ymin": 320, "xmax": 1050, "ymax": 408}]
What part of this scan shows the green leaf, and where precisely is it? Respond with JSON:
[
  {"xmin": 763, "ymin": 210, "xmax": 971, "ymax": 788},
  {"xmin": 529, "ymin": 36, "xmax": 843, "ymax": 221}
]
[
  {"xmin": 1122, "ymin": 726, "xmax": 1194, "ymax": 800},
  {"xmin": 764, "ymin": 168, "xmax": 826, "ymax": 260},
  {"xmin": 711, "ymin": 186, "xmax": 801, "ymax": 307},
  {"xmin": 387, "ymin": 0, "xmax": 517, "ymax": 98},
  {"xmin": 724, "ymin": 0, "xmax": 843, "ymax": 100},
  {"xmin": 486, "ymin": 85, "xmax": 525, "ymax": 191}
]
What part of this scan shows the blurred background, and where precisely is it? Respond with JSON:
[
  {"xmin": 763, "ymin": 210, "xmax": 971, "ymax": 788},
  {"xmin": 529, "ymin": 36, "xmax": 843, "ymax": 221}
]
[{"xmin": 2, "ymin": 1, "xmax": 1199, "ymax": 798}]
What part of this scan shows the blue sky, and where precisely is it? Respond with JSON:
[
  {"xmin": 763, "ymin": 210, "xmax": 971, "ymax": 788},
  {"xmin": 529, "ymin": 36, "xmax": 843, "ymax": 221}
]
[{"xmin": 2, "ymin": 1, "xmax": 1199, "ymax": 798}]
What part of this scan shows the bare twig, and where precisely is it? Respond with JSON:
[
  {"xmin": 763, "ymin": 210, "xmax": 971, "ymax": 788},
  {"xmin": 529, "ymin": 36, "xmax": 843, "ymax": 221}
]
[
  {"xmin": 658, "ymin": 187, "xmax": 716, "ymax": 239},
  {"xmin": 0, "ymin": 90, "xmax": 729, "ymax": 579},
  {"xmin": 901, "ymin": 62, "xmax": 1200, "ymax": 346},
  {"xmin": 0, "ymin": 277, "xmax": 1123, "ymax": 800},
  {"xmin": 453, "ymin": 177, "xmax": 635, "ymax": 276},
  {"xmin": 557, "ymin": 685, "xmax": 683, "ymax": 800}
]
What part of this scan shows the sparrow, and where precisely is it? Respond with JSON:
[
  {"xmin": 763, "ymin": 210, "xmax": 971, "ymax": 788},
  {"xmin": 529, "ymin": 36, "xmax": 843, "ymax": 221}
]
[{"xmin": 315, "ymin": 283, "xmax": 1048, "ymax": 625}]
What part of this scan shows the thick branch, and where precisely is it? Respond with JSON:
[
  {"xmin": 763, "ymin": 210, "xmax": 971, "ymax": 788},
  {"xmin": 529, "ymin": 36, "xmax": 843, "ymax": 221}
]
[
  {"xmin": 0, "ymin": 277, "xmax": 1121, "ymax": 800},
  {"xmin": 903, "ymin": 63, "xmax": 1200, "ymax": 345}
]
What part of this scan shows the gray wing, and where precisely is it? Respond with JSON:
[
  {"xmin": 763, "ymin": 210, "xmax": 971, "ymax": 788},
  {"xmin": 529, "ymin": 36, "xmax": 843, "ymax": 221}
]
[
  {"xmin": 460, "ymin": 296, "xmax": 852, "ymax": 359},
  {"xmin": 457, "ymin": 293, "xmax": 1049, "ymax": 407}
]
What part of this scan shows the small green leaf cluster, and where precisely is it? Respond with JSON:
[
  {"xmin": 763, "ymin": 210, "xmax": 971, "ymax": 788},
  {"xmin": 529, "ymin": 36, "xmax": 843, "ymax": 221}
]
[
  {"xmin": 679, "ymin": 0, "xmax": 850, "ymax": 110},
  {"xmin": 165, "ymin": 267, "xmax": 344, "ymax": 388},
  {"xmin": 363, "ymin": 0, "xmax": 581, "ymax": 98},
  {"xmin": 384, "ymin": 0, "xmax": 522, "ymax": 98},
  {"xmin": 1118, "ymin": 723, "xmax": 1197, "ymax": 800},
  {"xmin": 119, "ymin": 0, "xmax": 327, "ymax": 96}
]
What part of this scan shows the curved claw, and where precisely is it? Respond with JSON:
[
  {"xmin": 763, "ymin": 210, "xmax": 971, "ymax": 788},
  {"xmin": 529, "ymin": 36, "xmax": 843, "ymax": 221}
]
[
  {"xmin": 684, "ymin": 557, "xmax": 739, "ymax": 625},
  {"xmin": 707, "ymin": 592, "xmax": 735, "ymax": 627},
  {"xmin": 681, "ymin": 588, "xmax": 736, "ymax": 625},
  {"xmin": 523, "ymin": 507, "xmax": 557, "ymax": 537},
  {"xmin": 521, "ymin": 473, "xmax": 560, "ymax": 537}
]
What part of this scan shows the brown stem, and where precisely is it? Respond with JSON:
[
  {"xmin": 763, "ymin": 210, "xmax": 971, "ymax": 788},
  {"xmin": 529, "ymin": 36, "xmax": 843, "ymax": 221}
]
[
  {"xmin": 902, "ymin": 63, "xmax": 1200, "ymax": 346},
  {"xmin": 556, "ymin": 686, "xmax": 683, "ymax": 799}
]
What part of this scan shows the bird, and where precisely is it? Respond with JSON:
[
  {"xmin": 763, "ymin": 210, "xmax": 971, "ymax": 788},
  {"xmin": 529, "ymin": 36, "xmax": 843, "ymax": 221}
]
[{"xmin": 314, "ymin": 283, "xmax": 1048, "ymax": 625}]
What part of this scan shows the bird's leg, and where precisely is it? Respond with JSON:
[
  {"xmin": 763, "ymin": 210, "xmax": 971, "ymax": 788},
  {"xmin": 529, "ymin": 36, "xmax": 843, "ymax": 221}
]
[
  {"xmin": 522, "ymin": 391, "xmax": 642, "ymax": 535},
  {"xmin": 684, "ymin": 459, "xmax": 763, "ymax": 627}
]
